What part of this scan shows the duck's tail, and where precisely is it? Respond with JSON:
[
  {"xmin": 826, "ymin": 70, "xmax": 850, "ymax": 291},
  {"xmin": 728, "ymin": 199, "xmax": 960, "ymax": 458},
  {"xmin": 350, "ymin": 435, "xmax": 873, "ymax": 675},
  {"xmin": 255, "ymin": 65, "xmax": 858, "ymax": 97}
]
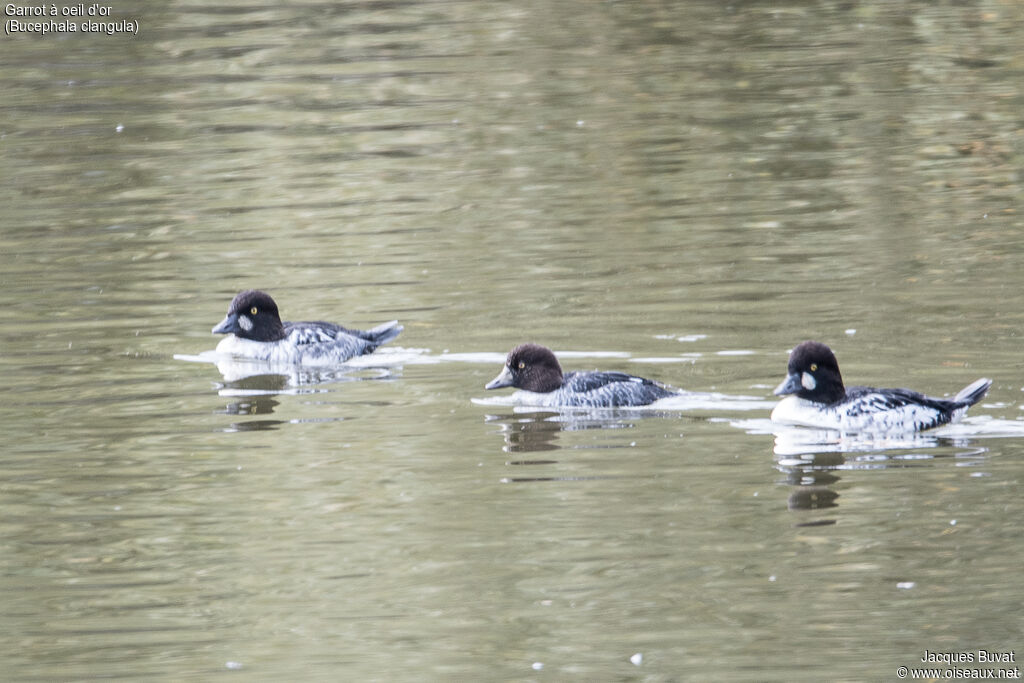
[
  {"xmin": 363, "ymin": 320, "xmax": 403, "ymax": 346},
  {"xmin": 954, "ymin": 377, "xmax": 992, "ymax": 406}
]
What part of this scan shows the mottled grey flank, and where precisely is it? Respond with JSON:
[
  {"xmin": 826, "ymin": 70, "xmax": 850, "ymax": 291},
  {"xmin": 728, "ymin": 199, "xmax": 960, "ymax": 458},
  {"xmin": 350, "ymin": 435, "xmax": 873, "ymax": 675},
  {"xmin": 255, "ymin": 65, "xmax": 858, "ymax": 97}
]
[{"xmin": 515, "ymin": 371, "xmax": 677, "ymax": 408}]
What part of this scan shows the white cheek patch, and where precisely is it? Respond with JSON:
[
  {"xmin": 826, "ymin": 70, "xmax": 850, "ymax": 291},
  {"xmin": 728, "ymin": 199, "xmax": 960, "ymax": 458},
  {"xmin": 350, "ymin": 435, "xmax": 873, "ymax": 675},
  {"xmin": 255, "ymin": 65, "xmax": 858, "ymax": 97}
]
[
  {"xmin": 801, "ymin": 371, "xmax": 817, "ymax": 391},
  {"xmin": 238, "ymin": 315, "xmax": 254, "ymax": 332}
]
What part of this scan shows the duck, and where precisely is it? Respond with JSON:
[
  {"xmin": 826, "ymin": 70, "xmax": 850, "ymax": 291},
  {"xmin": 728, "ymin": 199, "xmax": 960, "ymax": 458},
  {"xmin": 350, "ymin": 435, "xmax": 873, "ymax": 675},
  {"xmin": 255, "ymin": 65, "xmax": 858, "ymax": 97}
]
[
  {"xmin": 484, "ymin": 343, "xmax": 678, "ymax": 408},
  {"xmin": 771, "ymin": 340, "xmax": 991, "ymax": 433},
  {"xmin": 211, "ymin": 289, "xmax": 402, "ymax": 365}
]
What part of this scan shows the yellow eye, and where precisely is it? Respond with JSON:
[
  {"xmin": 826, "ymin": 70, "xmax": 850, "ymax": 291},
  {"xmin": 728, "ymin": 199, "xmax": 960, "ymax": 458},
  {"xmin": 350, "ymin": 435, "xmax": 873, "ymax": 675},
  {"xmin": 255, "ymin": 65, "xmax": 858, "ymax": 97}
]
[
  {"xmin": 250, "ymin": 307, "xmax": 258, "ymax": 315},
  {"xmin": 810, "ymin": 363, "xmax": 818, "ymax": 371},
  {"xmin": 518, "ymin": 361, "xmax": 525, "ymax": 369}
]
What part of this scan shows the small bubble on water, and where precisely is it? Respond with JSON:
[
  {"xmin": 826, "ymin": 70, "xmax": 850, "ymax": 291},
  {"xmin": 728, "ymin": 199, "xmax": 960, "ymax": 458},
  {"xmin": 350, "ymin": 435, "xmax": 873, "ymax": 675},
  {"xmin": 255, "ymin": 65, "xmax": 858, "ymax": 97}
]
[
  {"xmin": 630, "ymin": 653, "xmax": 643, "ymax": 666},
  {"xmin": 532, "ymin": 662, "xmax": 544, "ymax": 670},
  {"xmin": 225, "ymin": 661, "xmax": 243, "ymax": 670}
]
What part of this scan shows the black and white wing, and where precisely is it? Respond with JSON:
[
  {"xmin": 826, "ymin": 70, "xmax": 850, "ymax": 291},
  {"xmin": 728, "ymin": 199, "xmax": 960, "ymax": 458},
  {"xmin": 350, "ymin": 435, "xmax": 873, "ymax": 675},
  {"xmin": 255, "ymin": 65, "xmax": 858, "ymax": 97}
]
[
  {"xmin": 840, "ymin": 386, "xmax": 957, "ymax": 432},
  {"xmin": 284, "ymin": 322, "xmax": 375, "ymax": 362},
  {"xmin": 559, "ymin": 371, "xmax": 676, "ymax": 408}
]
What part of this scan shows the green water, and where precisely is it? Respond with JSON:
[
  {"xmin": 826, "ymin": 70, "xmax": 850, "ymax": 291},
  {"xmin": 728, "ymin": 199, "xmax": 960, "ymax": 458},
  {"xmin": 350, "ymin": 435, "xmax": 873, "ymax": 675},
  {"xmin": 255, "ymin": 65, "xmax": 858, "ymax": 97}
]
[{"xmin": 1, "ymin": 1, "xmax": 1022, "ymax": 680}]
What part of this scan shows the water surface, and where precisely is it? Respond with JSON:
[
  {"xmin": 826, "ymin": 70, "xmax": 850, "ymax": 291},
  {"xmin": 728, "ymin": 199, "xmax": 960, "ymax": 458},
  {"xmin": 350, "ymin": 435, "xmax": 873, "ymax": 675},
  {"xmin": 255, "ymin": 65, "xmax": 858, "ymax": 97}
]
[{"xmin": 2, "ymin": 1, "xmax": 1023, "ymax": 680}]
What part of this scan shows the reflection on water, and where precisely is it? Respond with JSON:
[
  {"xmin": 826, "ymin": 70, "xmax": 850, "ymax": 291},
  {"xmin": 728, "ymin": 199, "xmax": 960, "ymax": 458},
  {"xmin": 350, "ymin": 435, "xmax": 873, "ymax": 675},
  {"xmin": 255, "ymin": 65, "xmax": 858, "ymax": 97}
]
[
  {"xmin": 225, "ymin": 417, "xmax": 287, "ymax": 433},
  {"xmin": 769, "ymin": 421, "xmax": 997, "ymax": 523},
  {"xmin": 177, "ymin": 349, "xmax": 410, "ymax": 385},
  {"xmin": 486, "ymin": 411, "xmax": 565, "ymax": 454},
  {"xmin": 219, "ymin": 393, "xmax": 281, "ymax": 416},
  {"xmin": 484, "ymin": 410, "xmax": 651, "ymax": 455},
  {"xmin": 483, "ymin": 410, "xmax": 676, "ymax": 484},
  {"xmin": 212, "ymin": 358, "xmax": 394, "ymax": 386},
  {"xmin": 772, "ymin": 425, "xmax": 949, "ymax": 457},
  {"xmin": 3, "ymin": 0, "xmax": 1023, "ymax": 680}
]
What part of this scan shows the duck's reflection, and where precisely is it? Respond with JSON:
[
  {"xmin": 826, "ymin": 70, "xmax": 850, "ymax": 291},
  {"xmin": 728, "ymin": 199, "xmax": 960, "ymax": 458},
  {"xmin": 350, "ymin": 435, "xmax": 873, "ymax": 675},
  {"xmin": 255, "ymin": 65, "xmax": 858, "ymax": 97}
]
[
  {"xmin": 209, "ymin": 357, "xmax": 399, "ymax": 431},
  {"xmin": 484, "ymin": 409, "xmax": 664, "ymax": 454},
  {"xmin": 220, "ymin": 393, "xmax": 281, "ymax": 416},
  {"xmin": 483, "ymin": 409, "xmax": 674, "ymax": 483},
  {"xmin": 768, "ymin": 424, "xmax": 989, "ymax": 522},
  {"xmin": 775, "ymin": 452, "xmax": 843, "ymax": 523},
  {"xmin": 485, "ymin": 412, "xmax": 564, "ymax": 453},
  {"xmin": 217, "ymin": 393, "xmax": 285, "ymax": 432},
  {"xmin": 213, "ymin": 363, "xmax": 324, "ymax": 429},
  {"xmin": 215, "ymin": 356, "xmax": 394, "ymax": 386},
  {"xmin": 773, "ymin": 427, "xmax": 943, "ymax": 458},
  {"xmin": 788, "ymin": 486, "xmax": 840, "ymax": 512}
]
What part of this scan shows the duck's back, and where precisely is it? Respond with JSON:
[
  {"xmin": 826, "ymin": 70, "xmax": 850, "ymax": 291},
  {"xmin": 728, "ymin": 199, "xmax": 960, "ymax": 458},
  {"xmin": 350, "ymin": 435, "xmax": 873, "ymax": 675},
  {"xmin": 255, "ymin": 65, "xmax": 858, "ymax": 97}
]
[{"xmin": 555, "ymin": 371, "xmax": 676, "ymax": 408}]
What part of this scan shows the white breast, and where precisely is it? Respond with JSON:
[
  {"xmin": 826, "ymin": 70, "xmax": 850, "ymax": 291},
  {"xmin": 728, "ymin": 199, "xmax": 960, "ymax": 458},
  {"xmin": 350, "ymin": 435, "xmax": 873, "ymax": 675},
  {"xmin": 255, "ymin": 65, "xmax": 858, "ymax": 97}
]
[
  {"xmin": 216, "ymin": 336, "xmax": 296, "ymax": 363},
  {"xmin": 771, "ymin": 396, "xmax": 842, "ymax": 429}
]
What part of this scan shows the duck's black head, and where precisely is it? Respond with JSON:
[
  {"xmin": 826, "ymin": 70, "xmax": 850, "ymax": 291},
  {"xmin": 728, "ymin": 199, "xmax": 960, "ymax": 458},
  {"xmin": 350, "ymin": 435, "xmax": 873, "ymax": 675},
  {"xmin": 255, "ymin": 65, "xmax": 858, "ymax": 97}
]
[
  {"xmin": 773, "ymin": 340, "xmax": 846, "ymax": 404},
  {"xmin": 485, "ymin": 343, "xmax": 565, "ymax": 393},
  {"xmin": 212, "ymin": 289, "xmax": 287, "ymax": 342}
]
